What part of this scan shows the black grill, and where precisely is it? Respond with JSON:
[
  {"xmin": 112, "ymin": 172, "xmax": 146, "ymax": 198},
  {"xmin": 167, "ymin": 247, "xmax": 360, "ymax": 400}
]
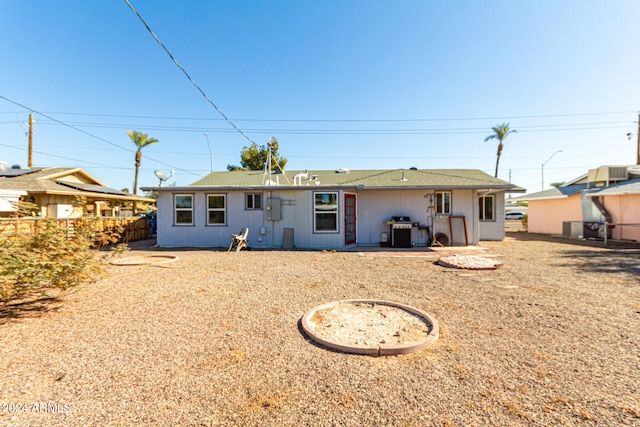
[{"xmin": 390, "ymin": 216, "xmax": 412, "ymax": 247}]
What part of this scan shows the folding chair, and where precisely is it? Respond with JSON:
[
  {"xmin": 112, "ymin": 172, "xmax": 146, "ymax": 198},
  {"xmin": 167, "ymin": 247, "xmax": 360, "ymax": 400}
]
[{"xmin": 227, "ymin": 227, "xmax": 249, "ymax": 252}]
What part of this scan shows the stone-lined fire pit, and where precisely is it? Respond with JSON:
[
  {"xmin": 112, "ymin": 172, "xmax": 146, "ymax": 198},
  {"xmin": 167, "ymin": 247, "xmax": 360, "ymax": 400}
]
[
  {"xmin": 437, "ymin": 255, "xmax": 503, "ymax": 270},
  {"xmin": 301, "ymin": 299, "xmax": 439, "ymax": 356}
]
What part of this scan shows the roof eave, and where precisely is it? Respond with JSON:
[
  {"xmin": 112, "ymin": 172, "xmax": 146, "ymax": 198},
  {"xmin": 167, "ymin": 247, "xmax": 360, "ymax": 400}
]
[
  {"xmin": 39, "ymin": 168, "xmax": 108, "ymax": 187},
  {"xmin": 144, "ymin": 184, "xmax": 519, "ymax": 192},
  {"xmin": 518, "ymin": 194, "xmax": 571, "ymax": 201},
  {"xmin": 12, "ymin": 188, "xmax": 154, "ymax": 202}
]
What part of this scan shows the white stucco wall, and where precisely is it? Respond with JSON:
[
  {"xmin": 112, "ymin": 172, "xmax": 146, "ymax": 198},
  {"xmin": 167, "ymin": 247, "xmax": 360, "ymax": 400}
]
[
  {"xmin": 478, "ymin": 193, "xmax": 506, "ymax": 241},
  {"xmin": 0, "ymin": 190, "xmax": 25, "ymax": 213}
]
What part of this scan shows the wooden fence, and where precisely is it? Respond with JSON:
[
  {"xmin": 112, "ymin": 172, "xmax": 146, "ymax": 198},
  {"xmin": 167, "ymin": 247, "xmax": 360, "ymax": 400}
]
[{"xmin": 0, "ymin": 217, "xmax": 150, "ymax": 243}]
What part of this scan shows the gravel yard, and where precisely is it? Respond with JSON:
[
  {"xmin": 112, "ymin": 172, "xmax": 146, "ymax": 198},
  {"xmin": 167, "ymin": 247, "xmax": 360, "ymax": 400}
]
[{"xmin": 1, "ymin": 232, "xmax": 639, "ymax": 426}]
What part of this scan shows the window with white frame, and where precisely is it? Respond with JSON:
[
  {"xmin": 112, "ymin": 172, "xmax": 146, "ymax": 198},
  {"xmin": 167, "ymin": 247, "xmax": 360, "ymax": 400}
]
[
  {"xmin": 207, "ymin": 194, "xmax": 226, "ymax": 225},
  {"xmin": 245, "ymin": 193, "xmax": 262, "ymax": 210},
  {"xmin": 435, "ymin": 191, "xmax": 451, "ymax": 214},
  {"xmin": 174, "ymin": 194, "xmax": 193, "ymax": 225},
  {"xmin": 479, "ymin": 195, "xmax": 495, "ymax": 221},
  {"xmin": 314, "ymin": 192, "xmax": 338, "ymax": 232}
]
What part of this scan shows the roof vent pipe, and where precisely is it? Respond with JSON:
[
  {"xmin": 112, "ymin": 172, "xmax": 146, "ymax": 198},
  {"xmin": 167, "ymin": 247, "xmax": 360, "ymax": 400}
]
[{"xmin": 293, "ymin": 171, "xmax": 309, "ymax": 185}]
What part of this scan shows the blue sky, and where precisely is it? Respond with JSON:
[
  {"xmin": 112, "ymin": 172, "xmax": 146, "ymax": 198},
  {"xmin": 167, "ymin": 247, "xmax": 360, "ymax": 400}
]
[{"xmin": 2, "ymin": 1, "xmax": 640, "ymax": 194}]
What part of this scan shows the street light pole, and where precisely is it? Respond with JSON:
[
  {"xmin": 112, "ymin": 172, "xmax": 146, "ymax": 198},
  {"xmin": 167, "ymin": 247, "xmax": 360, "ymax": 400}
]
[
  {"xmin": 203, "ymin": 132, "xmax": 212, "ymax": 172},
  {"xmin": 541, "ymin": 150, "xmax": 562, "ymax": 190}
]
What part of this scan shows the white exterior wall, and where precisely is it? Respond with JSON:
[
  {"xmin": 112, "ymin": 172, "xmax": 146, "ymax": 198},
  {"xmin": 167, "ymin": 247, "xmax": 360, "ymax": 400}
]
[
  {"xmin": 157, "ymin": 187, "xmax": 489, "ymax": 248},
  {"xmin": 478, "ymin": 193, "xmax": 506, "ymax": 241},
  {"xmin": 0, "ymin": 190, "xmax": 25, "ymax": 214}
]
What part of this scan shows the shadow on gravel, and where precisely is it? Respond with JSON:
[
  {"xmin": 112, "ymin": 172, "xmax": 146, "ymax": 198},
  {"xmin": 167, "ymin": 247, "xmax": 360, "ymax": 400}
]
[
  {"xmin": 0, "ymin": 297, "xmax": 63, "ymax": 325},
  {"xmin": 506, "ymin": 231, "xmax": 640, "ymax": 249},
  {"xmin": 555, "ymin": 249, "xmax": 640, "ymax": 278},
  {"xmin": 507, "ymin": 231, "xmax": 640, "ymax": 279}
]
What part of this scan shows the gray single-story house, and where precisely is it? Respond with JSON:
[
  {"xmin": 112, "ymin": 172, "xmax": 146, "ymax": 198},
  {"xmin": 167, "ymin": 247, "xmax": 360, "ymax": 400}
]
[{"xmin": 144, "ymin": 168, "xmax": 523, "ymax": 249}]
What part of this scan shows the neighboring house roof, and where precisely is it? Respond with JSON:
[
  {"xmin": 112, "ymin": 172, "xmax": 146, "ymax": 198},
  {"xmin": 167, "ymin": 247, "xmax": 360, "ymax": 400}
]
[
  {"xmin": 517, "ymin": 164, "xmax": 640, "ymax": 201},
  {"xmin": 565, "ymin": 165, "xmax": 640, "ymax": 186},
  {"xmin": 155, "ymin": 169, "xmax": 523, "ymax": 192},
  {"xmin": 56, "ymin": 181, "xmax": 130, "ymax": 196},
  {"xmin": 0, "ymin": 167, "xmax": 153, "ymax": 202},
  {"xmin": 0, "ymin": 167, "xmax": 45, "ymax": 177},
  {"xmin": 584, "ymin": 177, "xmax": 640, "ymax": 196},
  {"xmin": 515, "ymin": 184, "xmax": 589, "ymax": 201}
]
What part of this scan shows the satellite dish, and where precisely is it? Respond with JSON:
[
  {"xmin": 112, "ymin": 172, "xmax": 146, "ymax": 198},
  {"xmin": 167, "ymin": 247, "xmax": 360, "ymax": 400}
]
[{"xmin": 154, "ymin": 169, "xmax": 174, "ymax": 187}]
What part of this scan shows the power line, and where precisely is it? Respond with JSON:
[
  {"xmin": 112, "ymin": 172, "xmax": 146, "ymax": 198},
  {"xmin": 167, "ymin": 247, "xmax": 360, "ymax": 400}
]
[
  {"xmin": 124, "ymin": 0, "xmax": 256, "ymax": 145},
  {"xmin": 0, "ymin": 96, "xmax": 135, "ymax": 153},
  {"xmin": 0, "ymin": 142, "xmax": 131, "ymax": 170},
  {"xmin": 1, "ymin": 109, "xmax": 637, "ymax": 123},
  {"xmin": 19, "ymin": 117, "xmax": 634, "ymax": 135},
  {"xmin": 0, "ymin": 95, "xmax": 201, "ymax": 176}
]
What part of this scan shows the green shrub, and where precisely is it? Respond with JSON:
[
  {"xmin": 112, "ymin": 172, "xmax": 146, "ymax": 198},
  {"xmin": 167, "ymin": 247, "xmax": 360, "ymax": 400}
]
[
  {"xmin": 521, "ymin": 214, "xmax": 528, "ymax": 229},
  {"xmin": 0, "ymin": 219, "xmax": 109, "ymax": 303}
]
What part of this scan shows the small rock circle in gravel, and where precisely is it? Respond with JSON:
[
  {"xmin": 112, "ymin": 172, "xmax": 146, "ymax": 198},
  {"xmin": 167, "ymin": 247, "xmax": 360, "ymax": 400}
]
[{"xmin": 438, "ymin": 254, "xmax": 503, "ymax": 270}]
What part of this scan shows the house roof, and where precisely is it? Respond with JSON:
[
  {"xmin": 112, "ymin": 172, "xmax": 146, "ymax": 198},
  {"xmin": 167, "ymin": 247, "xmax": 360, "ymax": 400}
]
[
  {"xmin": 157, "ymin": 168, "xmax": 523, "ymax": 192},
  {"xmin": 584, "ymin": 177, "xmax": 640, "ymax": 196},
  {"xmin": 564, "ymin": 164, "xmax": 640, "ymax": 186},
  {"xmin": 0, "ymin": 167, "xmax": 154, "ymax": 202},
  {"xmin": 0, "ymin": 167, "xmax": 45, "ymax": 177},
  {"xmin": 515, "ymin": 184, "xmax": 588, "ymax": 201},
  {"xmin": 517, "ymin": 164, "xmax": 640, "ymax": 201}
]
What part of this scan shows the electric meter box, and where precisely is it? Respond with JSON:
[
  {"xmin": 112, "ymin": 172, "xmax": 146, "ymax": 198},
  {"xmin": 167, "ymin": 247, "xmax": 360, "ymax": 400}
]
[{"xmin": 266, "ymin": 198, "xmax": 282, "ymax": 221}]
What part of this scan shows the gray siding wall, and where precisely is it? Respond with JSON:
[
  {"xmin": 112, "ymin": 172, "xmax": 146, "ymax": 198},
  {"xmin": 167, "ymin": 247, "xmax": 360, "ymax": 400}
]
[{"xmin": 157, "ymin": 187, "xmax": 493, "ymax": 248}]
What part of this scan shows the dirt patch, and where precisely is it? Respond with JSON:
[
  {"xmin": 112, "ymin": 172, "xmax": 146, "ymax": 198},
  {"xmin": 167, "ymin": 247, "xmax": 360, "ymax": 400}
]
[
  {"xmin": 307, "ymin": 301, "xmax": 432, "ymax": 346},
  {"xmin": 1, "ymin": 233, "xmax": 639, "ymax": 426}
]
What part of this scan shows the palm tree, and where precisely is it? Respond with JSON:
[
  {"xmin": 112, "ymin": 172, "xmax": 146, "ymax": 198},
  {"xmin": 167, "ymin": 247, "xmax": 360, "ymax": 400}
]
[
  {"xmin": 127, "ymin": 130, "xmax": 159, "ymax": 195},
  {"xmin": 484, "ymin": 123, "xmax": 516, "ymax": 178}
]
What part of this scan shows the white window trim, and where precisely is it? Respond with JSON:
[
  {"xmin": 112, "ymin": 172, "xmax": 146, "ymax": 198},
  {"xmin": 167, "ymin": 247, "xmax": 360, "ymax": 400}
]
[
  {"xmin": 313, "ymin": 191, "xmax": 339, "ymax": 233},
  {"xmin": 479, "ymin": 195, "xmax": 495, "ymax": 221},
  {"xmin": 207, "ymin": 193, "xmax": 227, "ymax": 226},
  {"xmin": 245, "ymin": 193, "xmax": 263, "ymax": 210},
  {"xmin": 436, "ymin": 191, "xmax": 452, "ymax": 214},
  {"xmin": 174, "ymin": 193, "xmax": 194, "ymax": 226}
]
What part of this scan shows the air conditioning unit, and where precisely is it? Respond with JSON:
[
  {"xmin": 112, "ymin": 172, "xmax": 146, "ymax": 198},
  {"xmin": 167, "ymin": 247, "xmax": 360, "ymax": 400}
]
[
  {"xmin": 587, "ymin": 166, "xmax": 628, "ymax": 186},
  {"xmin": 562, "ymin": 221, "xmax": 582, "ymax": 238}
]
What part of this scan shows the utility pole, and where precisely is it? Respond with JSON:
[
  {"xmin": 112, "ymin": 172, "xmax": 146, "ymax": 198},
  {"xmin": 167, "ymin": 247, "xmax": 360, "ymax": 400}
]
[{"xmin": 28, "ymin": 113, "xmax": 33, "ymax": 168}]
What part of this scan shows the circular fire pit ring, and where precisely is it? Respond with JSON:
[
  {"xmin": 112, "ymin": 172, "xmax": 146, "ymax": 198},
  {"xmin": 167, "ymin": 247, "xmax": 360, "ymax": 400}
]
[
  {"xmin": 301, "ymin": 299, "xmax": 439, "ymax": 356},
  {"xmin": 437, "ymin": 255, "xmax": 503, "ymax": 270}
]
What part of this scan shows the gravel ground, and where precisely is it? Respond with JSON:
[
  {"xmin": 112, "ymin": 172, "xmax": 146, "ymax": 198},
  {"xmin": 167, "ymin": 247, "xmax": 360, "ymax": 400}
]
[{"xmin": 1, "ymin": 232, "xmax": 639, "ymax": 426}]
